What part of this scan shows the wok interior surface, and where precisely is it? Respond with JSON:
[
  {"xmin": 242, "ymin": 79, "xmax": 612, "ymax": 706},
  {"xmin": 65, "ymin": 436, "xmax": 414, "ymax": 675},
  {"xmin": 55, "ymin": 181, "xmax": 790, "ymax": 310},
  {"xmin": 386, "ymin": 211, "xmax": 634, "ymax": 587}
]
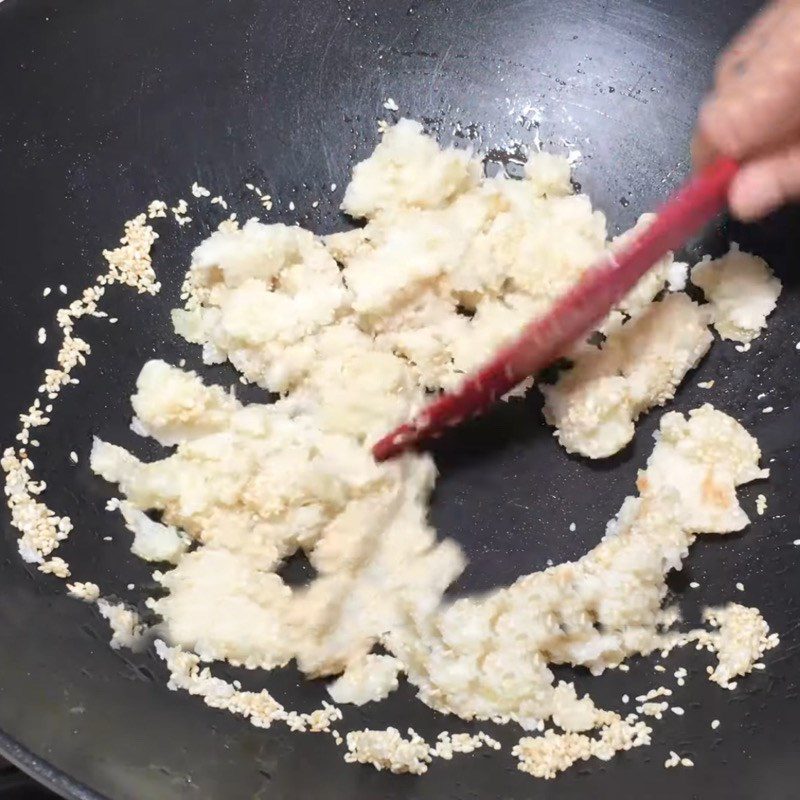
[{"xmin": 1, "ymin": 0, "xmax": 800, "ymax": 798}]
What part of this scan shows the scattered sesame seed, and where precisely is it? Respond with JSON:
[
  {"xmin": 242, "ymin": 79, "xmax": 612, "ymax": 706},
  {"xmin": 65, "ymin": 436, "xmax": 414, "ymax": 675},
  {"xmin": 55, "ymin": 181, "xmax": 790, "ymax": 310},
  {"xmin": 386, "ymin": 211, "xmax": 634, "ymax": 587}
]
[
  {"xmin": 618, "ymin": 664, "xmax": 630, "ymax": 672},
  {"xmin": 735, "ymin": 582, "xmax": 744, "ymax": 592},
  {"xmin": 697, "ymin": 380, "xmax": 714, "ymax": 389},
  {"xmin": 37, "ymin": 328, "xmax": 46, "ymax": 345},
  {"xmin": 245, "ymin": 182, "xmax": 255, "ymax": 191},
  {"xmin": 211, "ymin": 196, "xmax": 229, "ymax": 210},
  {"xmin": 383, "ymin": 97, "xmax": 399, "ymax": 111},
  {"xmin": 330, "ymin": 183, "xmax": 337, "ymax": 191},
  {"xmin": 288, "ymin": 201, "xmax": 295, "ymax": 211},
  {"xmin": 671, "ymin": 707, "xmax": 685, "ymax": 716},
  {"xmin": 762, "ymin": 406, "xmax": 774, "ymax": 414},
  {"xmin": 622, "ymin": 694, "xmax": 629, "ymax": 703},
  {"xmin": 756, "ymin": 494, "xmax": 767, "ymax": 515},
  {"xmin": 689, "ymin": 581, "xmax": 699, "ymax": 589},
  {"xmin": 69, "ymin": 451, "xmax": 78, "ymax": 464},
  {"xmin": 103, "ymin": 536, "xmax": 113, "ymax": 542},
  {"xmin": 654, "ymin": 664, "xmax": 666, "ymax": 672},
  {"xmin": 191, "ymin": 182, "xmax": 211, "ymax": 198},
  {"xmin": 59, "ymin": 284, "xmax": 67, "ymax": 294},
  {"xmin": 312, "ymin": 200, "xmax": 319, "ymax": 208},
  {"xmin": 680, "ymin": 757, "xmax": 694, "ymax": 767},
  {"xmin": 569, "ymin": 522, "xmax": 576, "ymax": 532},
  {"xmin": 127, "ymin": 583, "xmax": 135, "ymax": 590},
  {"xmin": 42, "ymin": 287, "xmax": 51, "ymax": 297},
  {"xmin": 711, "ymin": 719, "xmax": 720, "ymax": 730}
]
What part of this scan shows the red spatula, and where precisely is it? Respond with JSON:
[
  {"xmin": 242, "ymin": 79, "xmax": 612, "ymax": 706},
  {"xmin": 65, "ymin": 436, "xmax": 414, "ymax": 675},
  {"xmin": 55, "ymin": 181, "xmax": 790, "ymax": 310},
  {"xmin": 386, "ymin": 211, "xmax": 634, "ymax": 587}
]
[{"xmin": 372, "ymin": 156, "xmax": 739, "ymax": 462}]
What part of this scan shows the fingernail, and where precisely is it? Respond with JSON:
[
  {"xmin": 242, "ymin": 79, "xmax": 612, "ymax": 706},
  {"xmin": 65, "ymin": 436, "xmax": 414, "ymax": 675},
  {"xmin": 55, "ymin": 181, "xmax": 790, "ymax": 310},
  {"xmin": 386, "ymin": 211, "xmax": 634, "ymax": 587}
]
[{"xmin": 729, "ymin": 167, "xmax": 782, "ymax": 221}]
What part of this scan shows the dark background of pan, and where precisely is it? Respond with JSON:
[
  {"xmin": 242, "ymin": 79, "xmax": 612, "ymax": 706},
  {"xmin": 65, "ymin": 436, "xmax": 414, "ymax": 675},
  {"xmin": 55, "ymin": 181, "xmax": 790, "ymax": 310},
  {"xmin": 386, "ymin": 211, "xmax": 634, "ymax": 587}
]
[{"xmin": 1, "ymin": 0, "xmax": 800, "ymax": 797}]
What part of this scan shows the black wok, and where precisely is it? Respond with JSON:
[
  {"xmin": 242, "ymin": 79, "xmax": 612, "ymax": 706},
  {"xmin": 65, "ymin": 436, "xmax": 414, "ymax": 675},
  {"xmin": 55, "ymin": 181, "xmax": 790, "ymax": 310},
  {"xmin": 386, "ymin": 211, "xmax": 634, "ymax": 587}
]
[{"xmin": 1, "ymin": 0, "xmax": 800, "ymax": 798}]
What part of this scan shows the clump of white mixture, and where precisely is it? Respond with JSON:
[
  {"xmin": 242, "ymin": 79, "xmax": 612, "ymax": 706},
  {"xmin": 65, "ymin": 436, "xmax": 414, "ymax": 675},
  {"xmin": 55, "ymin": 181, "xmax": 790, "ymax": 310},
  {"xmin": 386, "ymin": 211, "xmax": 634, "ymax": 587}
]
[
  {"xmin": 84, "ymin": 120, "xmax": 781, "ymax": 780},
  {"xmin": 691, "ymin": 243, "xmax": 781, "ymax": 343}
]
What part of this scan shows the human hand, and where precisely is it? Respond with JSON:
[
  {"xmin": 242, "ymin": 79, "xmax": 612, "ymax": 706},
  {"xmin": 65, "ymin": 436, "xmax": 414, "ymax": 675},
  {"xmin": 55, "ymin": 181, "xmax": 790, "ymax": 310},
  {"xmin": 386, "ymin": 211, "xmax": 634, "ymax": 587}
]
[{"xmin": 692, "ymin": 0, "xmax": 800, "ymax": 221}]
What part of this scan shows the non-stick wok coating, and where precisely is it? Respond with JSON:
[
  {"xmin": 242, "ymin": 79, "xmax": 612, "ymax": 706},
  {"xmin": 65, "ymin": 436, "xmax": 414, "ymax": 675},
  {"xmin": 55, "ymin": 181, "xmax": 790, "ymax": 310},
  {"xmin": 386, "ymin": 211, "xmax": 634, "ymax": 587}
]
[{"xmin": 1, "ymin": 0, "xmax": 800, "ymax": 798}]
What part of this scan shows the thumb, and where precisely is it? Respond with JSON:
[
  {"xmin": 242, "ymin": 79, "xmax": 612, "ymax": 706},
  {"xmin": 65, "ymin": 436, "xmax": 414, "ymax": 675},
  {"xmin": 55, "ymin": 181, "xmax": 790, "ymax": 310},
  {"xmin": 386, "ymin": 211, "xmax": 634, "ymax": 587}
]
[{"xmin": 729, "ymin": 144, "xmax": 800, "ymax": 221}]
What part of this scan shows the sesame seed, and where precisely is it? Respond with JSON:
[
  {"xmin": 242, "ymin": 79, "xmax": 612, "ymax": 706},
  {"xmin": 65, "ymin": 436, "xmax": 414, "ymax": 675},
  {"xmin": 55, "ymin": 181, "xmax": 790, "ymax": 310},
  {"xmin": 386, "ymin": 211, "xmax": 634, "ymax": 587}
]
[
  {"xmin": 109, "ymin": 318, "xmax": 118, "ymax": 324},
  {"xmin": 37, "ymin": 328, "xmax": 46, "ymax": 344},
  {"xmin": 622, "ymin": 694, "xmax": 629, "ymax": 703},
  {"xmin": 654, "ymin": 664, "xmax": 666, "ymax": 672},
  {"xmin": 735, "ymin": 582, "xmax": 744, "ymax": 591},
  {"xmin": 711, "ymin": 719, "xmax": 720, "ymax": 730},
  {"xmin": 289, "ymin": 201, "xmax": 295, "ymax": 211},
  {"xmin": 42, "ymin": 287, "xmax": 51, "ymax": 297},
  {"xmin": 763, "ymin": 406, "xmax": 773, "ymax": 414},
  {"xmin": 569, "ymin": 522, "xmax": 576, "ymax": 532},
  {"xmin": 680, "ymin": 757, "xmax": 694, "ymax": 767},
  {"xmin": 383, "ymin": 97, "xmax": 399, "ymax": 111},
  {"xmin": 69, "ymin": 451, "xmax": 78, "ymax": 464},
  {"xmin": 331, "ymin": 183, "xmax": 337, "ymax": 191},
  {"xmin": 671, "ymin": 707, "xmax": 685, "ymax": 716},
  {"xmin": 59, "ymin": 284, "xmax": 67, "ymax": 294},
  {"xmin": 689, "ymin": 581, "xmax": 699, "ymax": 589}
]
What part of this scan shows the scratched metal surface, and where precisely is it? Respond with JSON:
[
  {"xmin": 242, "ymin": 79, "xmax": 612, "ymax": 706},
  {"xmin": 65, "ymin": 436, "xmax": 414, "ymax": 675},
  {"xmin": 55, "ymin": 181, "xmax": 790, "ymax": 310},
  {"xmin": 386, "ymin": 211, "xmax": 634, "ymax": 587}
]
[{"xmin": 1, "ymin": 0, "xmax": 800, "ymax": 798}]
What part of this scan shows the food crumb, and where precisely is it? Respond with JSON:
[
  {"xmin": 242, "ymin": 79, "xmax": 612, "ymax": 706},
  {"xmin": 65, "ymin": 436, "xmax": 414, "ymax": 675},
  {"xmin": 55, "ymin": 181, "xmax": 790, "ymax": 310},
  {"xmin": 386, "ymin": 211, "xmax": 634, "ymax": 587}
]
[
  {"xmin": 171, "ymin": 200, "xmax": 192, "ymax": 226},
  {"xmin": 147, "ymin": 200, "xmax": 168, "ymax": 219},
  {"xmin": 39, "ymin": 556, "xmax": 70, "ymax": 578},
  {"xmin": 67, "ymin": 581, "xmax": 100, "ymax": 602}
]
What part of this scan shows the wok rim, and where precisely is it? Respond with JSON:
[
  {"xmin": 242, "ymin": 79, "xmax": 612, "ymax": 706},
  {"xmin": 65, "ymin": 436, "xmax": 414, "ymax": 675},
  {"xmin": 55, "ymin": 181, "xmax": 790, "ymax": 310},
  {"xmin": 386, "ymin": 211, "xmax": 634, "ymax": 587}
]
[{"xmin": 0, "ymin": 727, "xmax": 105, "ymax": 800}]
